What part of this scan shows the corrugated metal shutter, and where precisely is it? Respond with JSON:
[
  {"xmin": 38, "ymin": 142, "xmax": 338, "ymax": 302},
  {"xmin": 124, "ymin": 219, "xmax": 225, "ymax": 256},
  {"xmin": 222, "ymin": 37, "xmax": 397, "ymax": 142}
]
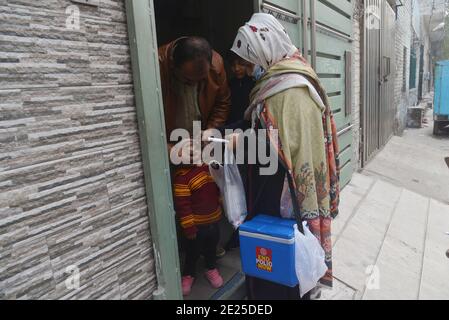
[{"xmin": 362, "ymin": 0, "xmax": 396, "ymax": 165}]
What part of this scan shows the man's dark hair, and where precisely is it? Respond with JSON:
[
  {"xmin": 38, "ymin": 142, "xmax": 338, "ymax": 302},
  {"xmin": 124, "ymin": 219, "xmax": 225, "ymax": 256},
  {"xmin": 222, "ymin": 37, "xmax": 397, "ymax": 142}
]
[{"xmin": 172, "ymin": 37, "xmax": 213, "ymax": 68}]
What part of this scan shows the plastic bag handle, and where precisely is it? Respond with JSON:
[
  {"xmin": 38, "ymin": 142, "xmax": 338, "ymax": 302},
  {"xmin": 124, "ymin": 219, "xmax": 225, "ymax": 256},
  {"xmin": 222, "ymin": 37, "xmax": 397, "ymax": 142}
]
[{"xmin": 286, "ymin": 170, "xmax": 304, "ymax": 234}]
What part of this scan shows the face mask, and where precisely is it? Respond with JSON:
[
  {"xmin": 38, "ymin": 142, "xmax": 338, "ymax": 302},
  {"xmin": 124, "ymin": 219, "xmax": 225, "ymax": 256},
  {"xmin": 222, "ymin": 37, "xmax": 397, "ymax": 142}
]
[{"xmin": 252, "ymin": 65, "xmax": 266, "ymax": 81}]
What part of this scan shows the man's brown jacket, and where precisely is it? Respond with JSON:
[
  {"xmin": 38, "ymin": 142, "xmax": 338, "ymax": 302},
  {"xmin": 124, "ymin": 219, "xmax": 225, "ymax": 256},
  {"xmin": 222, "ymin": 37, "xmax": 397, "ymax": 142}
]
[{"xmin": 158, "ymin": 39, "xmax": 231, "ymax": 137}]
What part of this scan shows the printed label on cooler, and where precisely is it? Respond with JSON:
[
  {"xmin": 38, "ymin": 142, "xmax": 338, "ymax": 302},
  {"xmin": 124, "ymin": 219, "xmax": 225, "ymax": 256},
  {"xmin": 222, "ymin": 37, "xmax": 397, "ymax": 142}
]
[{"xmin": 256, "ymin": 247, "xmax": 273, "ymax": 272}]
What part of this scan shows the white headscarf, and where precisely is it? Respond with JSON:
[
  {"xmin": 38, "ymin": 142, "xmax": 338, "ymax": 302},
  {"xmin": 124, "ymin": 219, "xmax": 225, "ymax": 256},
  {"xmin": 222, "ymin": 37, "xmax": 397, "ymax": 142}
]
[{"xmin": 231, "ymin": 13, "xmax": 298, "ymax": 71}]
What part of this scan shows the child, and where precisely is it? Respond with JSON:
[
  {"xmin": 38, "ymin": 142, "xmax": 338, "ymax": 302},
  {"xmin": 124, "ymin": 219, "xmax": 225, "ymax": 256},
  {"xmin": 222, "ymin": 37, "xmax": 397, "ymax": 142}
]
[
  {"xmin": 226, "ymin": 52, "xmax": 256, "ymax": 125},
  {"xmin": 174, "ymin": 164, "xmax": 224, "ymax": 296},
  {"xmin": 222, "ymin": 52, "xmax": 255, "ymax": 250}
]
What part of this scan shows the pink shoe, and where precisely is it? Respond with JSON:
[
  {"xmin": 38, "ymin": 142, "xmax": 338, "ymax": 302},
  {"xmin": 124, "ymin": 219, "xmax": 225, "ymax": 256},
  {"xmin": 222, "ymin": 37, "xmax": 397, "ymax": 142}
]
[
  {"xmin": 181, "ymin": 276, "xmax": 195, "ymax": 296},
  {"xmin": 205, "ymin": 268, "xmax": 223, "ymax": 288}
]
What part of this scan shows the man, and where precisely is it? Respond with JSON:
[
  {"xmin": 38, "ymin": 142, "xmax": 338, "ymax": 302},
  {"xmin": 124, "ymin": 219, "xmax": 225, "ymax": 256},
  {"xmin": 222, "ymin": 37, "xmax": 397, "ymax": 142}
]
[
  {"xmin": 159, "ymin": 37, "xmax": 230, "ymax": 269},
  {"xmin": 158, "ymin": 37, "xmax": 231, "ymax": 160}
]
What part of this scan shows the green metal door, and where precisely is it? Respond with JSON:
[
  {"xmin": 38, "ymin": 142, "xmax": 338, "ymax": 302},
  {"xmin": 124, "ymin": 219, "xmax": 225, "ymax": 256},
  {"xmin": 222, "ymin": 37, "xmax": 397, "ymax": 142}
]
[
  {"xmin": 410, "ymin": 48, "xmax": 417, "ymax": 89},
  {"xmin": 254, "ymin": 0, "xmax": 355, "ymax": 187},
  {"xmin": 126, "ymin": 0, "xmax": 182, "ymax": 300}
]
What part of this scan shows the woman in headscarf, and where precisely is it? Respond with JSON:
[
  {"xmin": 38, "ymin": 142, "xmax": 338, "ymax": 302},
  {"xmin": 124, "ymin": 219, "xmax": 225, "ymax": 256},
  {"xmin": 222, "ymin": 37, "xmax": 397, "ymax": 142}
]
[{"xmin": 229, "ymin": 13, "xmax": 340, "ymax": 300}]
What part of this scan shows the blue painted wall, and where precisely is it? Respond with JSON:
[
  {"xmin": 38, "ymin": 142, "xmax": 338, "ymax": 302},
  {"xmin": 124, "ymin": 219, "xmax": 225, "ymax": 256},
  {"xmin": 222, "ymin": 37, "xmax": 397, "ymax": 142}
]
[{"xmin": 434, "ymin": 60, "xmax": 449, "ymax": 116}]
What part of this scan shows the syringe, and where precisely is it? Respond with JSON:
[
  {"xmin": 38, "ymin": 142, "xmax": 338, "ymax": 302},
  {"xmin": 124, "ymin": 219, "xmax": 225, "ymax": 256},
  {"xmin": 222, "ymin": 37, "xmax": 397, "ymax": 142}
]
[{"xmin": 207, "ymin": 137, "xmax": 229, "ymax": 144}]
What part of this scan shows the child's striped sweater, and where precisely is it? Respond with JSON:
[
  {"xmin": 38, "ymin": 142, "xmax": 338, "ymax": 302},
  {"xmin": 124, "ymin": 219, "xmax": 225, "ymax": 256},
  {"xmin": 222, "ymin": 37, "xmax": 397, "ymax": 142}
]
[{"xmin": 174, "ymin": 165, "xmax": 222, "ymax": 237}]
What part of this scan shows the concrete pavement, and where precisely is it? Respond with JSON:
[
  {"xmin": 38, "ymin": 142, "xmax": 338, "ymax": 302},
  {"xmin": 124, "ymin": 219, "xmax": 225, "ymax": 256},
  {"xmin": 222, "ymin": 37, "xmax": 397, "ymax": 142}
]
[{"xmin": 322, "ymin": 108, "xmax": 449, "ymax": 300}]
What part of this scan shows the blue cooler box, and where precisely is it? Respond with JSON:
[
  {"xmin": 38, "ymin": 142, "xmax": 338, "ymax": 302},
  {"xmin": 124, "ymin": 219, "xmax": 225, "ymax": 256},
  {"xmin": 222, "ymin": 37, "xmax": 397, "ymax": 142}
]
[{"xmin": 239, "ymin": 215, "xmax": 298, "ymax": 287}]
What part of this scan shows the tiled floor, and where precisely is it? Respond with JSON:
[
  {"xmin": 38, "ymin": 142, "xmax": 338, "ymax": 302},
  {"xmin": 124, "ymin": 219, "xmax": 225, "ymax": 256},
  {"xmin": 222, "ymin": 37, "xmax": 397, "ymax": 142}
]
[
  {"xmin": 185, "ymin": 249, "xmax": 242, "ymax": 300},
  {"xmin": 323, "ymin": 109, "xmax": 449, "ymax": 300}
]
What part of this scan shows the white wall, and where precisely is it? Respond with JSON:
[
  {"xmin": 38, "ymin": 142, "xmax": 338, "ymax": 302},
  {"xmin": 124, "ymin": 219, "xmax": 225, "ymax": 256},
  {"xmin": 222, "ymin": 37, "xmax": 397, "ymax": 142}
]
[
  {"xmin": 394, "ymin": 0, "xmax": 413, "ymax": 134},
  {"xmin": 352, "ymin": 9, "xmax": 362, "ymax": 170}
]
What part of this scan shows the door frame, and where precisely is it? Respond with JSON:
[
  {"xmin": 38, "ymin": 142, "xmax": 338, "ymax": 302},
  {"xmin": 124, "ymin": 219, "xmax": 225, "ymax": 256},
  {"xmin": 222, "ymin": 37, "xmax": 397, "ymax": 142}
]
[
  {"xmin": 125, "ymin": 0, "xmax": 182, "ymax": 300},
  {"xmin": 125, "ymin": 0, "xmax": 262, "ymax": 301},
  {"xmin": 125, "ymin": 0, "xmax": 263, "ymax": 301},
  {"xmin": 124, "ymin": 0, "xmax": 357, "ymax": 298}
]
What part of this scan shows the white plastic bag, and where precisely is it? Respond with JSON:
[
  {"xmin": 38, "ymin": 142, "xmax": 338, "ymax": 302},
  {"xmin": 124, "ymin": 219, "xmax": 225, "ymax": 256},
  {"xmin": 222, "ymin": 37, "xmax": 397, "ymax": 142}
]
[
  {"xmin": 294, "ymin": 222, "xmax": 328, "ymax": 298},
  {"xmin": 209, "ymin": 147, "xmax": 247, "ymax": 229}
]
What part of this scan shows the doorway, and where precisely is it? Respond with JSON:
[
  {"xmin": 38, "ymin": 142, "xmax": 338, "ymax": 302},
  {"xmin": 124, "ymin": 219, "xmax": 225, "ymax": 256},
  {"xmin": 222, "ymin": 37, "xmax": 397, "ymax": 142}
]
[
  {"xmin": 153, "ymin": 0, "xmax": 254, "ymax": 300},
  {"xmin": 146, "ymin": 0, "xmax": 355, "ymax": 299},
  {"xmin": 418, "ymin": 44, "xmax": 424, "ymax": 102},
  {"xmin": 154, "ymin": 0, "xmax": 254, "ymax": 70},
  {"xmin": 361, "ymin": 0, "xmax": 396, "ymax": 166}
]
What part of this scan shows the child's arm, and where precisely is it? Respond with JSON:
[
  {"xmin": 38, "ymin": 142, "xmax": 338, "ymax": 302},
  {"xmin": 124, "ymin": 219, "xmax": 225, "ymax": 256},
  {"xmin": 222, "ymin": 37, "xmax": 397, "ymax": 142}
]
[{"xmin": 174, "ymin": 178, "xmax": 197, "ymax": 239}]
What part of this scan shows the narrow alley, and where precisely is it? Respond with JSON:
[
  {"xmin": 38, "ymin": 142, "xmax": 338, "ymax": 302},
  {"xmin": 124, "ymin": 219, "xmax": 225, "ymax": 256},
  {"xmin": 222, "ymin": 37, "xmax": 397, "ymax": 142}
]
[
  {"xmin": 1, "ymin": 0, "xmax": 449, "ymax": 302},
  {"xmin": 324, "ymin": 102, "xmax": 449, "ymax": 300}
]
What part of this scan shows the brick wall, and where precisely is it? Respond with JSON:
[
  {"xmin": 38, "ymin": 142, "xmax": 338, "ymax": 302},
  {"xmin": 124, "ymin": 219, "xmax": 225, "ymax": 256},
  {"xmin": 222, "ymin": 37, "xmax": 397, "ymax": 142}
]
[
  {"xmin": 421, "ymin": 26, "xmax": 432, "ymax": 95},
  {"xmin": 351, "ymin": 5, "xmax": 362, "ymax": 171},
  {"xmin": 409, "ymin": 0, "xmax": 420, "ymax": 108},
  {"xmin": 393, "ymin": 0, "xmax": 412, "ymax": 134},
  {"xmin": 397, "ymin": 0, "xmax": 433, "ymax": 118},
  {"xmin": 0, "ymin": 0, "xmax": 156, "ymax": 299},
  {"xmin": 419, "ymin": 10, "xmax": 433, "ymax": 97},
  {"xmin": 442, "ymin": 15, "xmax": 449, "ymax": 60}
]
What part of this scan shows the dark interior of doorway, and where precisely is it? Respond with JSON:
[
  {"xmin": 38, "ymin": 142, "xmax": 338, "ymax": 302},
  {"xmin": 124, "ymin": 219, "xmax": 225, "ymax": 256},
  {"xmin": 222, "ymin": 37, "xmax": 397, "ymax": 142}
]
[
  {"xmin": 154, "ymin": 0, "xmax": 254, "ymax": 74},
  {"xmin": 153, "ymin": 0, "xmax": 254, "ymax": 300}
]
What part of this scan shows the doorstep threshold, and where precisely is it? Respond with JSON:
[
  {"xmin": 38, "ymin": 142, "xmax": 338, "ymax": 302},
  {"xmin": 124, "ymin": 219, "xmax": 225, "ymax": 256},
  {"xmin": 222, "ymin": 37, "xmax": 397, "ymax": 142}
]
[{"xmin": 210, "ymin": 271, "xmax": 246, "ymax": 300}]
